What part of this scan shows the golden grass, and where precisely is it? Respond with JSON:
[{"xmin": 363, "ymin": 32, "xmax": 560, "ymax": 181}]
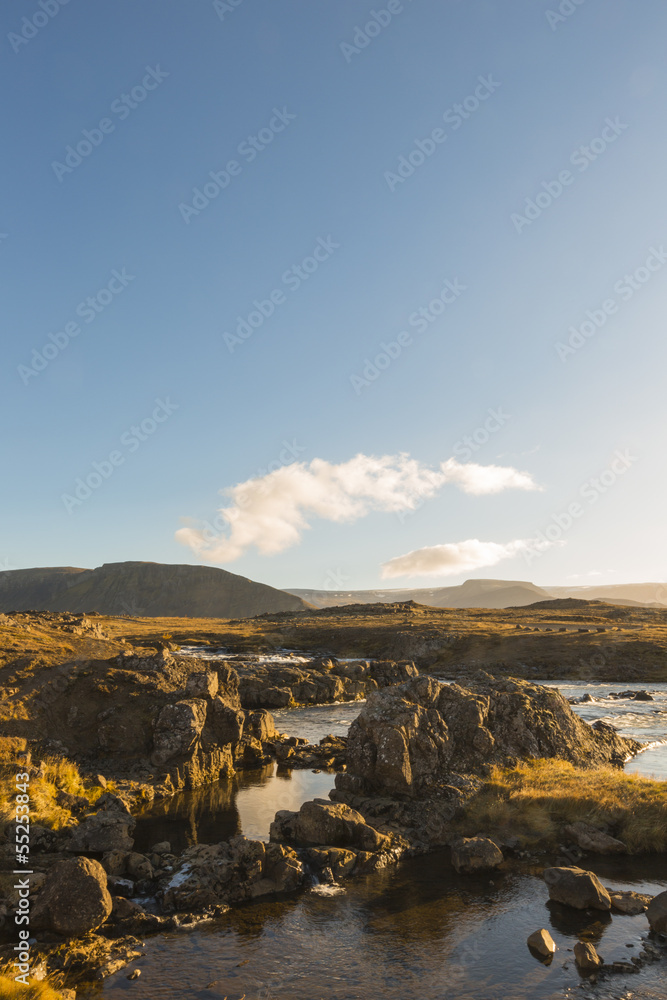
[
  {"xmin": 0, "ymin": 967, "xmax": 69, "ymax": 999},
  {"xmin": 0, "ymin": 756, "xmax": 108, "ymax": 834},
  {"xmin": 458, "ymin": 758, "xmax": 667, "ymax": 852}
]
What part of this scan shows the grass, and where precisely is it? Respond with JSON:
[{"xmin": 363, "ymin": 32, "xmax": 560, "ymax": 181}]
[
  {"xmin": 0, "ymin": 755, "xmax": 108, "ymax": 834},
  {"xmin": 457, "ymin": 758, "xmax": 667, "ymax": 852},
  {"xmin": 0, "ymin": 967, "xmax": 70, "ymax": 999}
]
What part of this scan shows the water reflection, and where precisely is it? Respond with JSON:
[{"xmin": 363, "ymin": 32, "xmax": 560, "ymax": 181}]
[
  {"xmin": 133, "ymin": 763, "xmax": 336, "ymax": 853},
  {"xmin": 92, "ymin": 853, "xmax": 667, "ymax": 1000}
]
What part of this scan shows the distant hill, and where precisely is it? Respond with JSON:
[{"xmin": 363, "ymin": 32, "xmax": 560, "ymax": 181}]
[
  {"xmin": 287, "ymin": 577, "xmax": 666, "ymax": 611},
  {"xmin": 287, "ymin": 578, "xmax": 551, "ymax": 610},
  {"xmin": 0, "ymin": 562, "xmax": 309, "ymax": 619}
]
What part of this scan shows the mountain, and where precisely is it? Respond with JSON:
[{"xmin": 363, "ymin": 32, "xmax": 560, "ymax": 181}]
[
  {"xmin": 0, "ymin": 562, "xmax": 309, "ymax": 619},
  {"xmin": 287, "ymin": 578, "xmax": 551, "ymax": 610},
  {"xmin": 546, "ymin": 583, "xmax": 667, "ymax": 606}
]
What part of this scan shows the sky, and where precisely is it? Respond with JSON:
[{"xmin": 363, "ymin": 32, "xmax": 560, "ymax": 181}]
[{"xmin": 2, "ymin": 0, "xmax": 666, "ymax": 593}]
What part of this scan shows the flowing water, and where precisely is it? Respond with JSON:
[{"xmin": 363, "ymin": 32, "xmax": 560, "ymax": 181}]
[{"xmin": 87, "ymin": 680, "xmax": 667, "ymax": 1000}]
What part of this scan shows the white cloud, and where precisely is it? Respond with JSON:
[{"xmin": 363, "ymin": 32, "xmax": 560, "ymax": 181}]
[
  {"xmin": 176, "ymin": 452, "xmax": 541, "ymax": 563},
  {"xmin": 381, "ymin": 537, "xmax": 555, "ymax": 579}
]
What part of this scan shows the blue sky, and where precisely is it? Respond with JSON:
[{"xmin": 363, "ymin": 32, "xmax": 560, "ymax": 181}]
[{"xmin": 2, "ymin": 0, "xmax": 666, "ymax": 591}]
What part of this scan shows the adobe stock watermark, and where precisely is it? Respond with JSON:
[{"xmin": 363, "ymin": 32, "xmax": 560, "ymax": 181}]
[
  {"xmin": 223, "ymin": 237, "xmax": 339, "ymax": 352},
  {"xmin": 340, "ymin": 0, "xmax": 413, "ymax": 63},
  {"xmin": 178, "ymin": 107, "xmax": 296, "ymax": 224},
  {"xmin": 384, "ymin": 75, "xmax": 501, "ymax": 192},
  {"xmin": 61, "ymin": 397, "xmax": 179, "ymax": 513},
  {"xmin": 8, "ymin": 0, "xmax": 72, "ymax": 55},
  {"xmin": 18, "ymin": 268, "xmax": 136, "ymax": 386},
  {"xmin": 213, "ymin": 0, "xmax": 244, "ymax": 21},
  {"xmin": 546, "ymin": 0, "xmax": 586, "ymax": 32},
  {"xmin": 511, "ymin": 117, "xmax": 629, "ymax": 233},
  {"xmin": 322, "ymin": 568, "xmax": 352, "ymax": 591},
  {"xmin": 522, "ymin": 448, "xmax": 637, "ymax": 565},
  {"xmin": 555, "ymin": 245, "xmax": 667, "ymax": 361},
  {"xmin": 193, "ymin": 440, "xmax": 306, "ymax": 544},
  {"xmin": 52, "ymin": 67, "xmax": 169, "ymax": 182},
  {"xmin": 350, "ymin": 277, "xmax": 467, "ymax": 394}
]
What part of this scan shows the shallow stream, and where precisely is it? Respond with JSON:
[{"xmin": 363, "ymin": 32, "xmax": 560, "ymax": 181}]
[{"xmin": 88, "ymin": 680, "xmax": 667, "ymax": 1000}]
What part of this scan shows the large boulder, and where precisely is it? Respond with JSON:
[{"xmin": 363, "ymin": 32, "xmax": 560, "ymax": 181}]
[
  {"xmin": 451, "ymin": 837, "xmax": 503, "ymax": 874},
  {"xmin": 339, "ymin": 674, "xmax": 640, "ymax": 799},
  {"xmin": 151, "ymin": 699, "xmax": 207, "ymax": 766},
  {"xmin": 646, "ymin": 890, "xmax": 667, "ymax": 933},
  {"xmin": 543, "ymin": 866, "xmax": 611, "ymax": 911},
  {"xmin": 273, "ymin": 800, "xmax": 389, "ymax": 852},
  {"xmin": 31, "ymin": 857, "xmax": 112, "ymax": 936}
]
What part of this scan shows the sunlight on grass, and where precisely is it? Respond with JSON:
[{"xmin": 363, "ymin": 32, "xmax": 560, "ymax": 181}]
[
  {"xmin": 457, "ymin": 758, "xmax": 667, "ymax": 852},
  {"xmin": 0, "ymin": 755, "xmax": 108, "ymax": 834}
]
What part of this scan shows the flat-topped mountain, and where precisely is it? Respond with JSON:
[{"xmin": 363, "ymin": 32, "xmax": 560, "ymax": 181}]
[
  {"xmin": 0, "ymin": 561, "xmax": 309, "ymax": 619},
  {"xmin": 287, "ymin": 578, "xmax": 551, "ymax": 610}
]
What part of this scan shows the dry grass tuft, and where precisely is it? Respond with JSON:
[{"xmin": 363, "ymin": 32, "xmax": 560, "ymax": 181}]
[
  {"xmin": 0, "ymin": 756, "xmax": 108, "ymax": 834},
  {"xmin": 0, "ymin": 966, "xmax": 69, "ymax": 999},
  {"xmin": 457, "ymin": 758, "xmax": 667, "ymax": 852}
]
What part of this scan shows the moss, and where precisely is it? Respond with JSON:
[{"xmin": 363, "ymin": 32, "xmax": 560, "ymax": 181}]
[{"xmin": 457, "ymin": 758, "xmax": 667, "ymax": 852}]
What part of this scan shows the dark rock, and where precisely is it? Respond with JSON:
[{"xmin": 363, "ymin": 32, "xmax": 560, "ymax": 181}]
[
  {"xmin": 451, "ymin": 837, "xmax": 503, "ymax": 874},
  {"xmin": 543, "ymin": 866, "xmax": 611, "ymax": 911},
  {"xmin": 31, "ymin": 857, "xmax": 112, "ymax": 937},
  {"xmin": 646, "ymin": 890, "xmax": 667, "ymax": 933}
]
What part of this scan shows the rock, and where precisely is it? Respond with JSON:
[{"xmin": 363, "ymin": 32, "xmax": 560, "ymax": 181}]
[
  {"xmin": 527, "ymin": 928, "xmax": 557, "ymax": 959},
  {"xmin": 543, "ymin": 867, "xmax": 611, "ymax": 911},
  {"xmin": 127, "ymin": 969, "xmax": 142, "ymax": 980},
  {"xmin": 205, "ymin": 696, "xmax": 245, "ymax": 744},
  {"xmin": 340, "ymin": 674, "xmax": 640, "ymax": 800},
  {"xmin": 66, "ymin": 807, "xmax": 135, "ymax": 853},
  {"xmin": 151, "ymin": 841, "xmax": 171, "ymax": 855},
  {"xmin": 107, "ymin": 876, "xmax": 134, "ymax": 897},
  {"xmin": 185, "ymin": 670, "xmax": 219, "ymax": 699},
  {"xmin": 451, "ymin": 837, "xmax": 503, "ymax": 874},
  {"xmin": 126, "ymin": 853, "xmax": 153, "ymax": 880},
  {"xmin": 102, "ymin": 850, "xmax": 129, "ymax": 875},
  {"xmin": 95, "ymin": 773, "xmax": 108, "ymax": 788},
  {"xmin": 290, "ymin": 800, "xmax": 389, "ymax": 852},
  {"xmin": 646, "ymin": 890, "xmax": 667, "ymax": 933},
  {"xmin": 111, "ymin": 896, "xmax": 145, "ymax": 921},
  {"xmin": 564, "ymin": 822, "xmax": 627, "ymax": 855},
  {"xmin": 245, "ymin": 708, "xmax": 277, "ymax": 741},
  {"xmin": 30, "ymin": 825, "xmax": 59, "ymax": 852},
  {"xmin": 607, "ymin": 889, "xmax": 653, "ymax": 915},
  {"xmin": 574, "ymin": 941, "xmax": 603, "ymax": 973},
  {"xmin": 151, "ymin": 699, "xmax": 208, "ymax": 766},
  {"xmin": 31, "ymin": 857, "xmax": 112, "ymax": 937}
]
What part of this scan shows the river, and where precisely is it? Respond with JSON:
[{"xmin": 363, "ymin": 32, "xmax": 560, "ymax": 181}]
[{"xmin": 85, "ymin": 680, "xmax": 667, "ymax": 1000}]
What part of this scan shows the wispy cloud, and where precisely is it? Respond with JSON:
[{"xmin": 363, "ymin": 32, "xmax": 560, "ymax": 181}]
[
  {"xmin": 176, "ymin": 452, "xmax": 541, "ymax": 563},
  {"xmin": 381, "ymin": 537, "xmax": 556, "ymax": 579}
]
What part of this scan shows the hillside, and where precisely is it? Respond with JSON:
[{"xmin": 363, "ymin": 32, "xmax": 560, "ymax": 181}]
[
  {"xmin": 0, "ymin": 561, "xmax": 309, "ymax": 619},
  {"xmin": 287, "ymin": 578, "xmax": 551, "ymax": 610}
]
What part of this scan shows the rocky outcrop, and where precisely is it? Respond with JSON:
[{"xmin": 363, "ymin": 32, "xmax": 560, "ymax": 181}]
[
  {"xmin": 336, "ymin": 673, "xmax": 641, "ymax": 801},
  {"xmin": 236, "ymin": 657, "xmax": 418, "ymax": 709},
  {"xmin": 451, "ymin": 837, "xmax": 503, "ymax": 874},
  {"xmin": 66, "ymin": 794, "xmax": 135, "ymax": 853},
  {"xmin": 32, "ymin": 857, "xmax": 112, "ymax": 936},
  {"xmin": 157, "ymin": 835, "xmax": 304, "ymax": 911},
  {"xmin": 543, "ymin": 866, "xmax": 611, "ymax": 911}
]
